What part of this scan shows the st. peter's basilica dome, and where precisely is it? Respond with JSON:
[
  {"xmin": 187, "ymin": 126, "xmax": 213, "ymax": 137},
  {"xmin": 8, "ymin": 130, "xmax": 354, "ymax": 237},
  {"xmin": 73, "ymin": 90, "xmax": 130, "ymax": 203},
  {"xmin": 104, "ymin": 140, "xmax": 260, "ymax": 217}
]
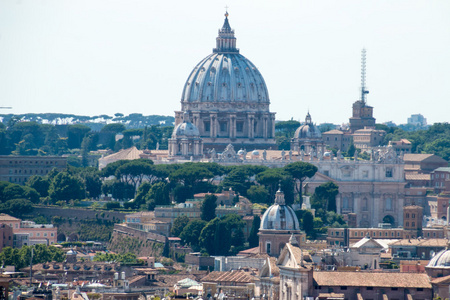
[{"xmin": 181, "ymin": 13, "xmax": 269, "ymax": 105}]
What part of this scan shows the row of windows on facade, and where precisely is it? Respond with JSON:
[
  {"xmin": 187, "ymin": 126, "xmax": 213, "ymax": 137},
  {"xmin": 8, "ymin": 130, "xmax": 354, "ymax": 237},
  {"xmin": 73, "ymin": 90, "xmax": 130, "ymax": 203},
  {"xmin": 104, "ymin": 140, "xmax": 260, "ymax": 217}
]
[
  {"xmin": 324, "ymin": 168, "xmax": 393, "ymax": 179},
  {"xmin": 405, "ymin": 213, "xmax": 417, "ymax": 218},
  {"xmin": 314, "ymin": 286, "xmax": 424, "ymax": 293},
  {"xmin": 8, "ymin": 160, "xmax": 61, "ymax": 165},
  {"xmin": 331, "ymin": 230, "xmax": 442, "ymax": 238},
  {"xmin": 326, "ymin": 137, "xmax": 351, "ymax": 141},
  {"xmin": 28, "ymin": 232, "xmax": 54, "ymax": 237},
  {"xmin": 431, "ymin": 173, "xmax": 450, "ymax": 179},
  {"xmin": 9, "ymin": 173, "xmax": 48, "ymax": 183},
  {"xmin": 342, "ymin": 198, "xmax": 393, "ymax": 211},
  {"xmin": 10, "ymin": 169, "xmax": 50, "ymax": 175},
  {"xmin": 204, "ymin": 121, "xmax": 247, "ymax": 133}
]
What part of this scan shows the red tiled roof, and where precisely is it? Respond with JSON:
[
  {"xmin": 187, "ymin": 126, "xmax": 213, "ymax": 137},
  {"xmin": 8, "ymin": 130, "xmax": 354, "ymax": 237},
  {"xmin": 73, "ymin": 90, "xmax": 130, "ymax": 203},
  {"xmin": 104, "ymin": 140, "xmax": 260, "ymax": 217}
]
[
  {"xmin": 431, "ymin": 274, "xmax": 450, "ymax": 285},
  {"xmin": 313, "ymin": 271, "xmax": 431, "ymax": 288},
  {"xmin": 201, "ymin": 271, "xmax": 255, "ymax": 283},
  {"xmin": 405, "ymin": 174, "xmax": 430, "ymax": 181}
]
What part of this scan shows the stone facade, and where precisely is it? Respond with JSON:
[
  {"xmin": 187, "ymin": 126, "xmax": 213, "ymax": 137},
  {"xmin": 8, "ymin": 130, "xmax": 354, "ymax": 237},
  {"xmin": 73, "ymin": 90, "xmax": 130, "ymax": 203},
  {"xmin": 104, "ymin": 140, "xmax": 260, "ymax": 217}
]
[
  {"xmin": 0, "ymin": 155, "xmax": 67, "ymax": 184},
  {"xmin": 307, "ymin": 148, "xmax": 406, "ymax": 228}
]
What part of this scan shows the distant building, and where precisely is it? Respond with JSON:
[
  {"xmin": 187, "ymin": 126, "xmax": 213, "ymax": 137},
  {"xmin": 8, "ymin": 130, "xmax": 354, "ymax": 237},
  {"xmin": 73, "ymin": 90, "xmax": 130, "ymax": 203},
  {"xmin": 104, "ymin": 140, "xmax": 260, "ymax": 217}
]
[
  {"xmin": 352, "ymin": 128, "xmax": 386, "ymax": 149},
  {"xmin": 403, "ymin": 154, "xmax": 448, "ymax": 175},
  {"xmin": 388, "ymin": 139, "xmax": 412, "ymax": 154},
  {"xmin": 290, "ymin": 113, "xmax": 325, "ymax": 154},
  {"xmin": 349, "ymin": 100, "xmax": 376, "ymax": 133},
  {"xmin": 431, "ymin": 167, "xmax": 450, "ymax": 194},
  {"xmin": 327, "ymin": 227, "xmax": 446, "ymax": 247},
  {"xmin": 0, "ymin": 223, "xmax": 13, "ymax": 251},
  {"xmin": 407, "ymin": 114, "xmax": 427, "ymax": 127},
  {"xmin": 0, "ymin": 155, "xmax": 66, "ymax": 184},
  {"xmin": 322, "ymin": 130, "xmax": 353, "ymax": 152},
  {"xmin": 0, "ymin": 214, "xmax": 57, "ymax": 246}
]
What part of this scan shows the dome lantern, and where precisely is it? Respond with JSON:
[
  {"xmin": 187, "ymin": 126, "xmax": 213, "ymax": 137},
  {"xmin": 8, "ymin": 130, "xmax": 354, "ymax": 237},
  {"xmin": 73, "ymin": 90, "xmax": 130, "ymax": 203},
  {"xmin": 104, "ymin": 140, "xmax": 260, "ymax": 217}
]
[
  {"xmin": 274, "ymin": 185, "xmax": 286, "ymax": 205},
  {"xmin": 213, "ymin": 12, "xmax": 239, "ymax": 54}
]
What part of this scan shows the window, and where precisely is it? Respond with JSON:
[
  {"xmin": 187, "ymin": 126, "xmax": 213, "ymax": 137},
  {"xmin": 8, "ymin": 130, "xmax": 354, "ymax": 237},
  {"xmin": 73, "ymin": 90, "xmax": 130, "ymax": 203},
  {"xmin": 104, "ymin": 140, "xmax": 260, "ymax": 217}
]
[
  {"xmin": 406, "ymin": 222, "xmax": 409, "ymax": 227},
  {"xmin": 386, "ymin": 168, "xmax": 393, "ymax": 178},
  {"xmin": 406, "ymin": 213, "xmax": 410, "ymax": 218},
  {"xmin": 266, "ymin": 242, "xmax": 271, "ymax": 254},
  {"xmin": 340, "ymin": 286, "xmax": 347, "ymax": 290},
  {"xmin": 367, "ymin": 287, "xmax": 373, "ymax": 290},
  {"xmin": 391, "ymin": 287, "xmax": 398, "ymax": 291},
  {"xmin": 236, "ymin": 122, "xmax": 243, "ymax": 132},
  {"xmin": 412, "ymin": 213, "xmax": 415, "ymax": 218},
  {"xmin": 412, "ymin": 222, "xmax": 415, "ymax": 227},
  {"xmin": 220, "ymin": 122, "xmax": 227, "ymax": 132},
  {"xmin": 417, "ymin": 288, "xmax": 423, "ymax": 291},
  {"xmin": 385, "ymin": 198, "xmax": 392, "ymax": 211},
  {"xmin": 204, "ymin": 121, "xmax": 210, "ymax": 132}
]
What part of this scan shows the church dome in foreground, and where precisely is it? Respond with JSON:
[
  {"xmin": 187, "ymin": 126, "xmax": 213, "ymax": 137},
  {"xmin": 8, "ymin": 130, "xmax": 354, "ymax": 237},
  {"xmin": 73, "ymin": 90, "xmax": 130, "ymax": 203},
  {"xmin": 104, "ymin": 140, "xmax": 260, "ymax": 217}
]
[
  {"xmin": 427, "ymin": 249, "xmax": 450, "ymax": 268},
  {"xmin": 260, "ymin": 188, "xmax": 300, "ymax": 231},
  {"xmin": 181, "ymin": 12, "xmax": 269, "ymax": 105}
]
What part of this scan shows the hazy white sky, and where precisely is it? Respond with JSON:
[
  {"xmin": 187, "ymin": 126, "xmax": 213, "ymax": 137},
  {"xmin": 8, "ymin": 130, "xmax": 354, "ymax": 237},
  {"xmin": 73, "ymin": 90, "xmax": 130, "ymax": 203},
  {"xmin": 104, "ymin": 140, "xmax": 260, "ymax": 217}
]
[{"xmin": 1, "ymin": 0, "xmax": 449, "ymax": 125}]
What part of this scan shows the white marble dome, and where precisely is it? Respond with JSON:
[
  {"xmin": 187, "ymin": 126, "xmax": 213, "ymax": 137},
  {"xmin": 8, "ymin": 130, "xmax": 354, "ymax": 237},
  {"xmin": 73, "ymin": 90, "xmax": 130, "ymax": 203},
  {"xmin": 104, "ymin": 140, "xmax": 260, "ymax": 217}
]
[
  {"xmin": 427, "ymin": 249, "xmax": 450, "ymax": 268},
  {"xmin": 260, "ymin": 189, "xmax": 300, "ymax": 231},
  {"xmin": 172, "ymin": 121, "xmax": 200, "ymax": 138}
]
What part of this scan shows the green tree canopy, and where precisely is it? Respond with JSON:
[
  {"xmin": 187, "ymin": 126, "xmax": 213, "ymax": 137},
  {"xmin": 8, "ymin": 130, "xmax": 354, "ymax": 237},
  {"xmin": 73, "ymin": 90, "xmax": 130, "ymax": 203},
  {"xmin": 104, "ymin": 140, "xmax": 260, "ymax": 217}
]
[
  {"xmin": 26, "ymin": 175, "xmax": 51, "ymax": 198},
  {"xmin": 199, "ymin": 217, "xmax": 220, "ymax": 255},
  {"xmin": 179, "ymin": 219, "xmax": 207, "ymax": 250},
  {"xmin": 49, "ymin": 172, "xmax": 85, "ymax": 202},
  {"xmin": 248, "ymin": 216, "xmax": 261, "ymax": 248},
  {"xmin": 171, "ymin": 215, "xmax": 190, "ymax": 237},
  {"xmin": 312, "ymin": 181, "xmax": 339, "ymax": 212},
  {"xmin": 284, "ymin": 161, "xmax": 318, "ymax": 203},
  {"xmin": 201, "ymin": 194, "xmax": 217, "ymax": 222},
  {"xmin": 246, "ymin": 185, "xmax": 270, "ymax": 204}
]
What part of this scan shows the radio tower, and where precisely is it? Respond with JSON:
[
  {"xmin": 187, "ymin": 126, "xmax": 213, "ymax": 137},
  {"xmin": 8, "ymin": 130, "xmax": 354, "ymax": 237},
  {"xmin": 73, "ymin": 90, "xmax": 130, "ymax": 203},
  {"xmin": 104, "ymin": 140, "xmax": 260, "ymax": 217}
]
[{"xmin": 360, "ymin": 48, "xmax": 369, "ymax": 104}]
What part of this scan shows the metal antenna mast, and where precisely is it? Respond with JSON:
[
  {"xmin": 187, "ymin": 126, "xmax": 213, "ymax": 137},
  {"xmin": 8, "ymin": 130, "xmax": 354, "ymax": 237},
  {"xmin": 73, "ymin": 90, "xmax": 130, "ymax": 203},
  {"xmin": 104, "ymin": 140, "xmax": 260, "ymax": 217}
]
[{"xmin": 360, "ymin": 48, "xmax": 369, "ymax": 104}]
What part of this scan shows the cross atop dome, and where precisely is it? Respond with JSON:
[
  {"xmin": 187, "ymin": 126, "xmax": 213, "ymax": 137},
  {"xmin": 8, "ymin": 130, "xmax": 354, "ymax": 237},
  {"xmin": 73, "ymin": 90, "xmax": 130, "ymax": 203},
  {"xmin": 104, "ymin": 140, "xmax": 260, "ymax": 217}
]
[{"xmin": 213, "ymin": 11, "xmax": 239, "ymax": 53}]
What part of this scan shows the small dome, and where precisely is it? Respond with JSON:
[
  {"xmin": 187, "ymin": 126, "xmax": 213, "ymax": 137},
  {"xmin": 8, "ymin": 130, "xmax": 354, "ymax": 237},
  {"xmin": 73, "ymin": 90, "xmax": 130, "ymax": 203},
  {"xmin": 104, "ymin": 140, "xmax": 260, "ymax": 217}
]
[
  {"xmin": 294, "ymin": 112, "xmax": 322, "ymax": 140},
  {"xmin": 260, "ymin": 189, "xmax": 300, "ymax": 231},
  {"xmin": 252, "ymin": 150, "xmax": 260, "ymax": 156},
  {"xmin": 427, "ymin": 249, "xmax": 450, "ymax": 268},
  {"xmin": 324, "ymin": 152, "xmax": 332, "ymax": 157},
  {"xmin": 237, "ymin": 149, "xmax": 245, "ymax": 155},
  {"xmin": 67, "ymin": 249, "xmax": 77, "ymax": 255},
  {"xmin": 172, "ymin": 121, "xmax": 200, "ymax": 138}
]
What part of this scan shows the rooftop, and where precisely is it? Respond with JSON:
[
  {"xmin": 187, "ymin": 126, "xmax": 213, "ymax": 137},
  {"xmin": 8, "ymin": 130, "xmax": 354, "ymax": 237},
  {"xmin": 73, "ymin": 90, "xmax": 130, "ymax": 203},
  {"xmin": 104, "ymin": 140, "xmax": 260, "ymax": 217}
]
[{"xmin": 313, "ymin": 271, "xmax": 431, "ymax": 288}]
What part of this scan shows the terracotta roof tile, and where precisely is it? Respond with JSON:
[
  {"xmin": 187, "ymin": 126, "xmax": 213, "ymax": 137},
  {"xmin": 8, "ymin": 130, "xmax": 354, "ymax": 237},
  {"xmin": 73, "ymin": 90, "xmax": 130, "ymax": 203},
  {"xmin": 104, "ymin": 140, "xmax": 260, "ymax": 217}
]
[
  {"xmin": 405, "ymin": 174, "xmax": 430, "ymax": 181},
  {"xmin": 313, "ymin": 271, "xmax": 431, "ymax": 288},
  {"xmin": 390, "ymin": 238, "xmax": 448, "ymax": 247},
  {"xmin": 0, "ymin": 214, "xmax": 20, "ymax": 221},
  {"xmin": 201, "ymin": 270, "xmax": 255, "ymax": 284}
]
